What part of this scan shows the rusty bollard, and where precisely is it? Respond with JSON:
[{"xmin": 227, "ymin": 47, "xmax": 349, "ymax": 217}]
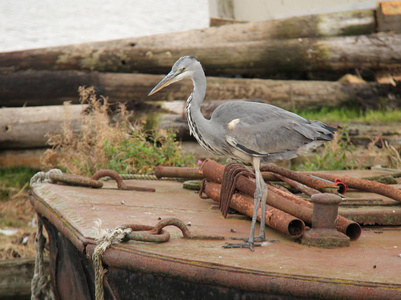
[{"xmin": 302, "ymin": 193, "xmax": 350, "ymax": 248}]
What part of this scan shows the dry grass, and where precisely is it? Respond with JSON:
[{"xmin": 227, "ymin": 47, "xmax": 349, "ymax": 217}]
[
  {"xmin": 0, "ymin": 195, "xmax": 36, "ymax": 259},
  {"xmin": 297, "ymin": 126, "xmax": 401, "ymax": 171},
  {"xmin": 384, "ymin": 140, "xmax": 401, "ymax": 169},
  {"xmin": 41, "ymin": 87, "xmax": 137, "ymax": 176},
  {"xmin": 41, "ymin": 86, "xmax": 194, "ymax": 176}
]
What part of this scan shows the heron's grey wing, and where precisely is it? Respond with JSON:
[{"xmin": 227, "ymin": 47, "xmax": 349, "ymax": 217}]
[
  {"xmin": 225, "ymin": 119, "xmax": 314, "ymax": 155},
  {"xmin": 211, "ymin": 101, "xmax": 335, "ymax": 160}
]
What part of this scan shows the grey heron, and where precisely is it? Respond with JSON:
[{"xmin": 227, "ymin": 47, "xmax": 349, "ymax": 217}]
[{"xmin": 149, "ymin": 56, "xmax": 336, "ymax": 250}]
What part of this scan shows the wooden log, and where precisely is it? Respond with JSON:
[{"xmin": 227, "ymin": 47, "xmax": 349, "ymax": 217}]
[
  {"xmin": 1, "ymin": 16, "xmax": 394, "ymax": 77},
  {"xmin": 3, "ymin": 33, "xmax": 399, "ymax": 76},
  {"xmin": 0, "ymin": 257, "xmax": 48, "ymax": 299},
  {"xmin": 132, "ymin": 9, "xmax": 375, "ymax": 46},
  {"xmin": 0, "ymin": 8, "xmax": 374, "ymax": 67},
  {"xmin": 0, "ymin": 148, "xmax": 46, "ymax": 168},
  {"xmin": 0, "ymin": 104, "xmax": 87, "ymax": 149},
  {"xmin": 0, "ymin": 140, "xmax": 393, "ymax": 169},
  {"xmin": 375, "ymin": 68, "xmax": 401, "ymax": 85},
  {"xmin": 4, "ymin": 32, "xmax": 401, "ymax": 76},
  {"xmin": 2, "ymin": 70, "xmax": 401, "ymax": 110},
  {"xmin": 158, "ymin": 109, "xmax": 401, "ymax": 147},
  {"xmin": 2, "ymin": 101, "xmax": 400, "ymax": 152},
  {"xmin": 0, "ymin": 70, "xmax": 164, "ymax": 106}
]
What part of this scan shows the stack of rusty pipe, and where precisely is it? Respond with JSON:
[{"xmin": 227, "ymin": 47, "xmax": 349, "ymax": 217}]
[
  {"xmin": 199, "ymin": 159, "xmax": 362, "ymax": 241},
  {"xmin": 155, "ymin": 161, "xmax": 369, "ymax": 242}
]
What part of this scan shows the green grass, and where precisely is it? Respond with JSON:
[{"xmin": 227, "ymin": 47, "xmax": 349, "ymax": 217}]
[
  {"xmin": 294, "ymin": 126, "xmax": 357, "ymax": 171},
  {"xmin": 291, "ymin": 106, "xmax": 401, "ymax": 123},
  {"xmin": 104, "ymin": 129, "xmax": 195, "ymax": 174},
  {"xmin": 0, "ymin": 167, "xmax": 39, "ymax": 202}
]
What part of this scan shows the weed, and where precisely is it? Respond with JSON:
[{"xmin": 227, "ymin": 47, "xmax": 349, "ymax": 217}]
[
  {"xmin": 297, "ymin": 126, "xmax": 357, "ymax": 171},
  {"xmin": 292, "ymin": 105, "xmax": 401, "ymax": 123},
  {"xmin": 41, "ymin": 87, "xmax": 195, "ymax": 176},
  {"xmin": 104, "ymin": 129, "xmax": 194, "ymax": 174},
  {"xmin": 0, "ymin": 167, "xmax": 38, "ymax": 202}
]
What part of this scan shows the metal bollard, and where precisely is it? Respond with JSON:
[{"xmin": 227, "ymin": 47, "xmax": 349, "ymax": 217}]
[{"xmin": 302, "ymin": 193, "xmax": 350, "ymax": 248}]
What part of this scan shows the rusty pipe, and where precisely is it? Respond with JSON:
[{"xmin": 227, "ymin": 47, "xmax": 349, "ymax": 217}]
[
  {"xmin": 261, "ymin": 163, "xmax": 346, "ymax": 194},
  {"xmin": 273, "ymin": 173, "xmax": 320, "ymax": 196},
  {"xmin": 200, "ymin": 159, "xmax": 361, "ymax": 241},
  {"xmin": 205, "ymin": 182, "xmax": 305, "ymax": 238},
  {"xmin": 267, "ymin": 184, "xmax": 360, "ymax": 240},
  {"xmin": 307, "ymin": 172, "xmax": 401, "ymax": 203},
  {"xmin": 155, "ymin": 166, "xmax": 204, "ymax": 179}
]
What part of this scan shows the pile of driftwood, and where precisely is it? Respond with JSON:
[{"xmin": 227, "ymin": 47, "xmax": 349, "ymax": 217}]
[{"xmin": 1, "ymin": 3, "xmax": 401, "ymax": 167}]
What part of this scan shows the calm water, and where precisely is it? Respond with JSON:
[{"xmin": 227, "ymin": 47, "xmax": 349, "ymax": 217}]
[{"xmin": 0, "ymin": 0, "xmax": 209, "ymax": 52}]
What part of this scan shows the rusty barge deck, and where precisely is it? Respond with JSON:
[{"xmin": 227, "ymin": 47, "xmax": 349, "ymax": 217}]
[{"xmin": 29, "ymin": 172, "xmax": 401, "ymax": 299}]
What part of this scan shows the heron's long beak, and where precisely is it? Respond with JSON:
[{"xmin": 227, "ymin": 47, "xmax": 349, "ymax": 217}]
[{"xmin": 148, "ymin": 71, "xmax": 177, "ymax": 96}]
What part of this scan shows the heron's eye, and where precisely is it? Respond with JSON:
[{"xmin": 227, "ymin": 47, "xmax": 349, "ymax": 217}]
[{"xmin": 180, "ymin": 67, "xmax": 186, "ymax": 72}]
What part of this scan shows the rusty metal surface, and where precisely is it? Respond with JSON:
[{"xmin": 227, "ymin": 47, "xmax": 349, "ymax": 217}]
[
  {"xmin": 200, "ymin": 159, "xmax": 361, "ymax": 240},
  {"xmin": 205, "ymin": 182, "xmax": 305, "ymax": 238},
  {"xmin": 339, "ymin": 206, "xmax": 401, "ymax": 226},
  {"xmin": 307, "ymin": 172, "xmax": 401, "ymax": 203},
  {"xmin": 29, "ymin": 178, "xmax": 401, "ymax": 299},
  {"xmin": 260, "ymin": 163, "xmax": 345, "ymax": 194}
]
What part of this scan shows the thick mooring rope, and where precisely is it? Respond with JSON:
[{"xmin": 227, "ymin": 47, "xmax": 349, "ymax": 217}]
[
  {"xmin": 102, "ymin": 173, "xmax": 188, "ymax": 182},
  {"xmin": 93, "ymin": 220, "xmax": 132, "ymax": 300},
  {"xmin": 31, "ymin": 217, "xmax": 55, "ymax": 300},
  {"xmin": 30, "ymin": 169, "xmax": 63, "ymax": 186},
  {"xmin": 29, "ymin": 169, "xmax": 173, "ymax": 299}
]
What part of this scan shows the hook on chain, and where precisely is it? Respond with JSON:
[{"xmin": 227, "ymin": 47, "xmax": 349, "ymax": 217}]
[
  {"xmin": 122, "ymin": 218, "xmax": 224, "ymax": 243},
  {"xmin": 48, "ymin": 169, "xmax": 155, "ymax": 192}
]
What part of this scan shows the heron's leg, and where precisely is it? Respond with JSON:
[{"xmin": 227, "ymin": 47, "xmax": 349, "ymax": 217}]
[
  {"xmin": 255, "ymin": 166, "xmax": 267, "ymax": 241},
  {"xmin": 224, "ymin": 159, "xmax": 277, "ymax": 250},
  {"xmin": 254, "ymin": 167, "xmax": 278, "ymax": 243},
  {"xmin": 224, "ymin": 158, "xmax": 263, "ymax": 251},
  {"xmin": 248, "ymin": 157, "xmax": 262, "ymax": 244}
]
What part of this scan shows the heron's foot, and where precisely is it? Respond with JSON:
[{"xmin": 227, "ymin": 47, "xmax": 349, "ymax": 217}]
[
  {"xmin": 222, "ymin": 241, "xmax": 261, "ymax": 251},
  {"xmin": 230, "ymin": 236, "xmax": 279, "ymax": 243},
  {"xmin": 223, "ymin": 237, "xmax": 279, "ymax": 251}
]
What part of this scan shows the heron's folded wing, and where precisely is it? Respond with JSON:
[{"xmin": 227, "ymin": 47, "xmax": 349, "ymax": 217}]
[{"xmin": 225, "ymin": 118, "xmax": 328, "ymax": 156}]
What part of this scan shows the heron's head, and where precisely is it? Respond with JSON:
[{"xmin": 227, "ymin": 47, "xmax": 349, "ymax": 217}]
[{"xmin": 148, "ymin": 56, "xmax": 199, "ymax": 96}]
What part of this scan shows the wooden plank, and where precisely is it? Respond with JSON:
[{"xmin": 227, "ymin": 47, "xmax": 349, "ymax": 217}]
[
  {"xmin": 209, "ymin": 17, "xmax": 247, "ymax": 27},
  {"xmin": 377, "ymin": 1, "xmax": 401, "ymax": 33}
]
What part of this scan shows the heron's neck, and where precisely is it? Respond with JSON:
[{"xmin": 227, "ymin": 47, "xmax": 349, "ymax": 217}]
[
  {"xmin": 185, "ymin": 65, "xmax": 215, "ymax": 151},
  {"xmin": 190, "ymin": 65, "xmax": 206, "ymax": 109}
]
